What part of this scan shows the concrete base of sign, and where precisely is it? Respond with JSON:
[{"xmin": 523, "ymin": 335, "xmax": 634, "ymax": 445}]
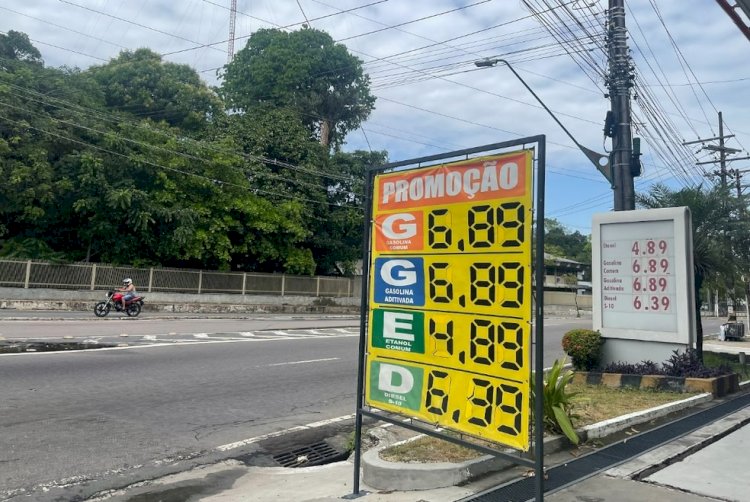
[
  {"xmin": 362, "ymin": 444, "xmax": 515, "ymax": 491},
  {"xmin": 601, "ymin": 338, "xmax": 690, "ymax": 366}
]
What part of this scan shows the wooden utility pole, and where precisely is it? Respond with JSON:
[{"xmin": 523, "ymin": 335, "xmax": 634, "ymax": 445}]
[{"xmin": 687, "ymin": 112, "xmax": 750, "ymax": 188}]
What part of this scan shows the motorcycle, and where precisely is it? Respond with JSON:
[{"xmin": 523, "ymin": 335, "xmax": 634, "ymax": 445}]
[{"xmin": 94, "ymin": 290, "xmax": 145, "ymax": 317}]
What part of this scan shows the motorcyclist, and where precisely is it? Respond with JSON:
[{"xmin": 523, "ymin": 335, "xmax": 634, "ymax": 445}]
[{"xmin": 117, "ymin": 278, "xmax": 136, "ymax": 312}]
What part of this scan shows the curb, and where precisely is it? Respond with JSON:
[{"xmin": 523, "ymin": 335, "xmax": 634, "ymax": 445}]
[
  {"xmin": 362, "ymin": 391, "xmax": 714, "ymax": 491},
  {"xmin": 572, "ymin": 371, "xmax": 740, "ymax": 397}
]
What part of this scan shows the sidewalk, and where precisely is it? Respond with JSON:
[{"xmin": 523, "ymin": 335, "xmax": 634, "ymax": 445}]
[{"xmin": 93, "ymin": 387, "xmax": 750, "ymax": 502}]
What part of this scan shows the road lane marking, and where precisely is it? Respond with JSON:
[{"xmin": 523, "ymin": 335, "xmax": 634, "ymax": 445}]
[
  {"xmin": 215, "ymin": 413, "xmax": 355, "ymax": 452},
  {"xmin": 0, "ymin": 332, "xmax": 359, "ymax": 356},
  {"xmin": 267, "ymin": 357, "xmax": 339, "ymax": 367}
]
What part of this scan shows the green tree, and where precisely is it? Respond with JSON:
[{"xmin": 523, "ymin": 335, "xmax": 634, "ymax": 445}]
[
  {"xmin": 0, "ymin": 30, "xmax": 42, "ymax": 67},
  {"xmin": 544, "ymin": 218, "xmax": 590, "ymax": 264},
  {"xmin": 0, "ymin": 31, "xmax": 379, "ymax": 277},
  {"xmin": 637, "ymin": 183, "xmax": 747, "ymax": 360},
  {"xmin": 311, "ymin": 149, "xmax": 387, "ymax": 275},
  {"xmin": 219, "ymin": 27, "xmax": 375, "ymax": 149},
  {"xmin": 0, "ymin": 54, "xmax": 83, "ymax": 249},
  {"xmin": 88, "ymin": 48, "xmax": 222, "ymax": 132}
]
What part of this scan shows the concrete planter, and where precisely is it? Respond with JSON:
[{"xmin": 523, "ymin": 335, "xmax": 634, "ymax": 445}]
[
  {"xmin": 361, "ymin": 392, "xmax": 716, "ymax": 491},
  {"xmin": 572, "ymin": 371, "xmax": 740, "ymax": 397},
  {"xmin": 362, "ymin": 443, "xmax": 514, "ymax": 491}
]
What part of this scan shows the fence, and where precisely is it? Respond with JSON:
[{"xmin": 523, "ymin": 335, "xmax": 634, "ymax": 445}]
[
  {"xmin": 0, "ymin": 259, "xmax": 357, "ymax": 298},
  {"xmin": 0, "ymin": 259, "xmax": 590, "ymax": 306}
]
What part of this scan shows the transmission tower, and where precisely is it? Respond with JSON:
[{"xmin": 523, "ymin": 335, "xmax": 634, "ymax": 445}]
[{"xmin": 227, "ymin": 0, "xmax": 237, "ymax": 63}]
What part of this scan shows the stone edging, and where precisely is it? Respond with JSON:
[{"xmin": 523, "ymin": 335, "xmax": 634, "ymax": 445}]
[
  {"xmin": 362, "ymin": 391, "xmax": 714, "ymax": 491},
  {"xmin": 572, "ymin": 371, "xmax": 740, "ymax": 397}
]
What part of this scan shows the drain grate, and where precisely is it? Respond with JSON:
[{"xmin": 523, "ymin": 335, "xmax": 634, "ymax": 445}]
[
  {"xmin": 271, "ymin": 441, "xmax": 348, "ymax": 468},
  {"xmin": 462, "ymin": 391, "xmax": 750, "ymax": 502}
]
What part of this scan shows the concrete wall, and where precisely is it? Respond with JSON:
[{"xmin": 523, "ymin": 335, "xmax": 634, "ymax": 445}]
[
  {"xmin": 0, "ymin": 287, "xmax": 361, "ymax": 314},
  {"xmin": 0, "ymin": 287, "xmax": 592, "ymax": 316},
  {"xmin": 544, "ymin": 291, "xmax": 592, "ymax": 308}
]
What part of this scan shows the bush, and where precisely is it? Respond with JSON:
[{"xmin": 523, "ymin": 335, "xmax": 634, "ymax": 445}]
[
  {"xmin": 603, "ymin": 350, "xmax": 732, "ymax": 378},
  {"xmin": 602, "ymin": 360, "xmax": 661, "ymax": 375},
  {"xmin": 531, "ymin": 358, "xmax": 579, "ymax": 444},
  {"xmin": 561, "ymin": 329, "xmax": 603, "ymax": 371},
  {"xmin": 662, "ymin": 349, "xmax": 731, "ymax": 378}
]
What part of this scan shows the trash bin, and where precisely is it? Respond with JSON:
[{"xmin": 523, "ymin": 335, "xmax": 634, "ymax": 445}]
[{"xmin": 720, "ymin": 322, "xmax": 745, "ymax": 341}]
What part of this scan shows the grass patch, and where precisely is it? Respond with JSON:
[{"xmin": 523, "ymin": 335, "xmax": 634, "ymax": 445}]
[
  {"xmin": 379, "ymin": 384, "xmax": 699, "ymax": 463},
  {"xmin": 380, "ymin": 435, "xmax": 490, "ymax": 464},
  {"xmin": 703, "ymin": 351, "xmax": 750, "ymax": 379},
  {"xmin": 569, "ymin": 383, "xmax": 697, "ymax": 426}
]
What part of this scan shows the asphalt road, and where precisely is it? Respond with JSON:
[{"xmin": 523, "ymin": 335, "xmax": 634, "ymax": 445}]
[
  {"xmin": 2, "ymin": 313, "xmax": 715, "ymax": 501},
  {"xmin": 1, "ymin": 329, "xmax": 361, "ymax": 501}
]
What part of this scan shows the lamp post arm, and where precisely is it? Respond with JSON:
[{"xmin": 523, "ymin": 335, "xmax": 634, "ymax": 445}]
[{"xmin": 478, "ymin": 58, "xmax": 612, "ymax": 184}]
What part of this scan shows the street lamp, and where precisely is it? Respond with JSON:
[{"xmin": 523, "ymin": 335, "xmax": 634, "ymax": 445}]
[{"xmin": 474, "ymin": 58, "xmax": 612, "ymax": 184}]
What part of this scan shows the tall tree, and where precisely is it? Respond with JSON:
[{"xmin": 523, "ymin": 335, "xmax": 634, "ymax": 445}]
[
  {"xmin": 88, "ymin": 49, "xmax": 223, "ymax": 132},
  {"xmin": 637, "ymin": 183, "xmax": 748, "ymax": 360},
  {"xmin": 311, "ymin": 149, "xmax": 387, "ymax": 274},
  {"xmin": 219, "ymin": 27, "xmax": 375, "ymax": 149},
  {"xmin": 0, "ymin": 30, "xmax": 42, "ymax": 67}
]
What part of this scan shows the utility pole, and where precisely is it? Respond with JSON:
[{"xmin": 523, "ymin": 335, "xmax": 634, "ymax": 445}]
[
  {"xmin": 605, "ymin": 0, "xmax": 637, "ymax": 210},
  {"xmin": 719, "ymin": 111, "xmax": 728, "ymax": 187},
  {"xmin": 686, "ymin": 111, "xmax": 750, "ymax": 189},
  {"xmin": 736, "ymin": 169, "xmax": 743, "ymax": 198}
]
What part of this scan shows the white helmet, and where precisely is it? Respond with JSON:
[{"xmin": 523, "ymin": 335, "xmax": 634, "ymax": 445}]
[{"xmin": 123, "ymin": 278, "xmax": 132, "ymax": 285}]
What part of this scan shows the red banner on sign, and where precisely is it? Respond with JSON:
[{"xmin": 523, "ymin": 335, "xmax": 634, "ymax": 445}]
[{"xmin": 376, "ymin": 152, "xmax": 528, "ymax": 211}]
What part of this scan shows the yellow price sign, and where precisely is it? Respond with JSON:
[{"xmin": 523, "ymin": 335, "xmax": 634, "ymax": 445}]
[
  {"xmin": 368, "ymin": 308, "xmax": 529, "ymax": 382},
  {"xmin": 366, "ymin": 357, "xmax": 529, "ymax": 450},
  {"xmin": 370, "ymin": 254, "xmax": 531, "ymax": 318},
  {"xmin": 373, "ymin": 199, "xmax": 528, "ymax": 255},
  {"xmin": 366, "ymin": 149, "xmax": 534, "ymax": 451}
]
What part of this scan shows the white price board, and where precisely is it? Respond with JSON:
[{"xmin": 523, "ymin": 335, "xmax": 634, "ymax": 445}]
[
  {"xmin": 593, "ymin": 208, "xmax": 695, "ymax": 346},
  {"xmin": 600, "ymin": 220, "xmax": 677, "ymax": 332}
]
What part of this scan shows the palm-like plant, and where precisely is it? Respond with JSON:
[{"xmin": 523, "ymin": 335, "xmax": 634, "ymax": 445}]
[
  {"xmin": 636, "ymin": 183, "xmax": 749, "ymax": 360},
  {"xmin": 531, "ymin": 358, "xmax": 579, "ymax": 444}
]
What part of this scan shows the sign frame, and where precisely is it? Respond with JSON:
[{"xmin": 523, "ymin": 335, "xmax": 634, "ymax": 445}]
[
  {"xmin": 351, "ymin": 136, "xmax": 547, "ymax": 496},
  {"xmin": 592, "ymin": 207, "xmax": 696, "ymax": 363}
]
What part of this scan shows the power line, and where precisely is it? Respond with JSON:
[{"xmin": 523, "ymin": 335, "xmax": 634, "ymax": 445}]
[
  {"xmin": 0, "ymin": 6, "xmax": 129, "ymax": 50},
  {"xmin": 0, "ymin": 75, "xmax": 356, "ymax": 183},
  {"xmin": 0, "ymin": 111, "xmax": 357, "ymax": 210},
  {"xmin": 58, "ymin": 0, "xmax": 227, "ymax": 55},
  {"xmin": 336, "ymin": 0, "xmax": 492, "ymax": 42},
  {"xmin": 166, "ymin": 0, "xmax": 389, "ymax": 57}
]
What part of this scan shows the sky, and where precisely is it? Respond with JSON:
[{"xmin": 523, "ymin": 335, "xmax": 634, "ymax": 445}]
[{"xmin": 2, "ymin": 0, "xmax": 749, "ymax": 234}]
